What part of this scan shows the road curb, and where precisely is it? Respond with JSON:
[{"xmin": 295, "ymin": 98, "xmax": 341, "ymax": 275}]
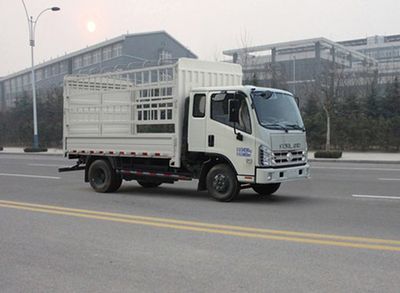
[
  {"xmin": 0, "ymin": 152, "xmax": 63, "ymax": 157},
  {"xmin": 309, "ymin": 159, "xmax": 400, "ymax": 165}
]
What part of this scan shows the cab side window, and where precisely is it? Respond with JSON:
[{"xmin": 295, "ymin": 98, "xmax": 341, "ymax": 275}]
[
  {"xmin": 211, "ymin": 93, "xmax": 251, "ymax": 134},
  {"xmin": 238, "ymin": 98, "xmax": 252, "ymax": 133},
  {"xmin": 193, "ymin": 94, "xmax": 206, "ymax": 118}
]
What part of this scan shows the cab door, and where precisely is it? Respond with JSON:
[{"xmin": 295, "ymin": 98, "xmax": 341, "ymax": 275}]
[
  {"xmin": 188, "ymin": 92, "xmax": 207, "ymax": 152},
  {"xmin": 205, "ymin": 92, "xmax": 256, "ymax": 180}
]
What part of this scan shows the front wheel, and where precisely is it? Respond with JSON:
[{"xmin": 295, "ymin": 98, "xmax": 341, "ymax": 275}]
[
  {"xmin": 88, "ymin": 160, "xmax": 122, "ymax": 193},
  {"xmin": 252, "ymin": 183, "xmax": 281, "ymax": 196},
  {"xmin": 206, "ymin": 164, "xmax": 239, "ymax": 202}
]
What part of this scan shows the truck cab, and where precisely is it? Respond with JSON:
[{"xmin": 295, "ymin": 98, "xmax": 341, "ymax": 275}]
[{"xmin": 186, "ymin": 86, "xmax": 309, "ymax": 200}]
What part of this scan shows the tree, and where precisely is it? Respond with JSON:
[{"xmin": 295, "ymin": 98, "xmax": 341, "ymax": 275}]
[
  {"xmin": 364, "ymin": 82, "xmax": 380, "ymax": 118},
  {"xmin": 0, "ymin": 87, "xmax": 64, "ymax": 147},
  {"xmin": 302, "ymin": 93, "xmax": 325, "ymax": 150},
  {"xmin": 381, "ymin": 77, "xmax": 400, "ymax": 150},
  {"xmin": 318, "ymin": 62, "xmax": 346, "ymax": 151},
  {"xmin": 38, "ymin": 87, "xmax": 63, "ymax": 147},
  {"xmin": 382, "ymin": 76, "xmax": 400, "ymax": 118}
]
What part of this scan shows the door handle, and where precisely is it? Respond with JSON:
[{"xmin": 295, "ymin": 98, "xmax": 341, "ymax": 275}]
[{"xmin": 208, "ymin": 135, "xmax": 214, "ymax": 147}]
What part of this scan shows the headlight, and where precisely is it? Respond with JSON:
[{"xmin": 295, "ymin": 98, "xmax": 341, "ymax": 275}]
[
  {"xmin": 259, "ymin": 145, "xmax": 273, "ymax": 167},
  {"xmin": 302, "ymin": 150, "xmax": 308, "ymax": 162}
]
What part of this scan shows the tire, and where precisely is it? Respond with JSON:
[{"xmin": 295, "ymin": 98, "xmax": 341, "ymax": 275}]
[
  {"xmin": 88, "ymin": 160, "xmax": 122, "ymax": 193},
  {"xmin": 252, "ymin": 183, "xmax": 281, "ymax": 196},
  {"xmin": 137, "ymin": 181, "xmax": 162, "ymax": 188},
  {"xmin": 206, "ymin": 164, "xmax": 239, "ymax": 202},
  {"xmin": 111, "ymin": 176, "xmax": 123, "ymax": 192}
]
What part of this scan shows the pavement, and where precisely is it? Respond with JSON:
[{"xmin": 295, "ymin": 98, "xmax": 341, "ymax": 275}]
[
  {"xmin": 0, "ymin": 154, "xmax": 399, "ymax": 292},
  {"xmin": 1, "ymin": 147, "xmax": 400, "ymax": 164}
]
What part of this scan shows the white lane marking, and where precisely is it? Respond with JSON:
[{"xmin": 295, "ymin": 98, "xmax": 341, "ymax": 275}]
[
  {"xmin": 352, "ymin": 194, "xmax": 400, "ymax": 200},
  {"xmin": 0, "ymin": 173, "xmax": 60, "ymax": 180},
  {"xmin": 28, "ymin": 163, "xmax": 61, "ymax": 167},
  {"xmin": 378, "ymin": 178, "xmax": 400, "ymax": 181},
  {"xmin": 312, "ymin": 166, "xmax": 400, "ymax": 172}
]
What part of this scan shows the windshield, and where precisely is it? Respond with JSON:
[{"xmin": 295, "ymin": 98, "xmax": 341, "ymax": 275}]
[{"xmin": 251, "ymin": 91, "xmax": 304, "ymax": 131}]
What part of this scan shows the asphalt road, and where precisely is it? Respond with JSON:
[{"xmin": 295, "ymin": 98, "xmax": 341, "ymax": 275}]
[{"xmin": 0, "ymin": 154, "xmax": 399, "ymax": 292}]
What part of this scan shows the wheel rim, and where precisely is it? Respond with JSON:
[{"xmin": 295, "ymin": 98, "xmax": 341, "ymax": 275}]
[
  {"xmin": 92, "ymin": 168, "xmax": 106, "ymax": 185},
  {"xmin": 213, "ymin": 174, "xmax": 229, "ymax": 193}
]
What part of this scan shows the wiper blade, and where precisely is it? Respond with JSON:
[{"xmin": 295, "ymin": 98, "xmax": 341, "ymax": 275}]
[
  {"xmin": 283, "ymin": 123, "xmax": 305, "ymax": 131},
  {"xmin": 262, "ymin": 122, "xmax": 305, "ymax": 131},
  {"xmin": 262, "ymin": 122, "xmax": 289, "ymax": 131}
]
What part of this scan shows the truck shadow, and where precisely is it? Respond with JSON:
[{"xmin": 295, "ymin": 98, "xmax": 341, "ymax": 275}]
[
  {"xmin": 234, "ymin": 193, "xmax": 313, "ymax": 205},
  {"xmin": 117, "ymin": 185, "xmax": 314, "ymax": 205},
  {"xmin": 118, "ymin": 185, "xmax": 205, "ymax": 199}
]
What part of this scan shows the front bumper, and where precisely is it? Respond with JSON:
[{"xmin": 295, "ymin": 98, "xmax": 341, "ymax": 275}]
[{"xmin": 255, "ymin": 163, "xmax": 310, "ymax": 184}]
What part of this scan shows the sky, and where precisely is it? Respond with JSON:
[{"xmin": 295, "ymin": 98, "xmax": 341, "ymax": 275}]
[{"xmin": 0, "ymin": 0, "xmax": 399, "ymax": 76}]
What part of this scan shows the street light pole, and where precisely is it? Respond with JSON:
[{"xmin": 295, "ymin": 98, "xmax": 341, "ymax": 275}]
[
  {"xmin": 21, "ymin": 0, "xmax": 60, "ymax": 150},
  {"xmin": 28, "ymin": 15, "xmax": 39, "ymax": 148}
]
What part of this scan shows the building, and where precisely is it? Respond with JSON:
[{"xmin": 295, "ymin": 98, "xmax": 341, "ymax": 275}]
[
  {"xmin": 0, "ymin": 31, "xmax": 197, "ymax": 111},
  {"xmin": 223, "ymin": 34, "xmax": 400, "ymax": 97},
  {"xmin": 339, "ymin": 34, "xmax": 400, "ymax": 82}
]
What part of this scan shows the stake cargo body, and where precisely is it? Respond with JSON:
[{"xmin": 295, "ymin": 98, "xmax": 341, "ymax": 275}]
[{"xmin": 64, "ymin": 58, "xmax": 242, "ymax": 168}]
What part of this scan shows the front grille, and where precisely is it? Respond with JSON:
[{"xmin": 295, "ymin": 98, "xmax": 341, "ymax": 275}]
[{"xmin": 273, "ymin": 150, "xmax": 304, "ymax": 166}]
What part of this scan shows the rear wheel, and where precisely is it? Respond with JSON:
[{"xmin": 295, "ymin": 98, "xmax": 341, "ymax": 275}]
[
  {"xmin": 88, "ymin": 160, "xmax": 122, "ymax": 193},
  {"xmin": 252, "ymin": 183, "xmax": 281, "ymax": 196},
  {"xmin": 206, "ymin": 164, "xmax": 239, "ymax": 202},
  {"xmin": 137, "ymin": 181, "xmax": 162, "ymax": 188}
]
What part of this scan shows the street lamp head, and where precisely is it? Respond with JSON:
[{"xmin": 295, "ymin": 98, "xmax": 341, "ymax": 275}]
[{"xmin": 51, "ymin": 7, "xmax": 60, "ymax": 11}]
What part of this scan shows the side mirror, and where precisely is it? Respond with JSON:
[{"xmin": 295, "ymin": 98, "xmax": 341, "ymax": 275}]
[{"xmin": 228, "ymin": 99, "xmax": 240, "ymax": 123}]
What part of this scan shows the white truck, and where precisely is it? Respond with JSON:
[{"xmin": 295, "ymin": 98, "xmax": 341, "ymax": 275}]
[{"xmin": 60, "ymin": 58, "xmax": 309, "ymax": 201}]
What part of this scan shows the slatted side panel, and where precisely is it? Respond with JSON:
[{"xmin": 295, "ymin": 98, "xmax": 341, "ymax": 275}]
[
  {"xmin": 63, "ymin": 66, "xmax": 178, "ymax": 162},
  {"xmin": 64, "ymin": 65, "xmax": 177, "ymax": 138}
]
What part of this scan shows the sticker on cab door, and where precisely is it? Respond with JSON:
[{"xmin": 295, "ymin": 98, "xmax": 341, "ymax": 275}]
[{"xmin": 236, "ymin": 147, "xmax": 252, "ymax": 157}]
